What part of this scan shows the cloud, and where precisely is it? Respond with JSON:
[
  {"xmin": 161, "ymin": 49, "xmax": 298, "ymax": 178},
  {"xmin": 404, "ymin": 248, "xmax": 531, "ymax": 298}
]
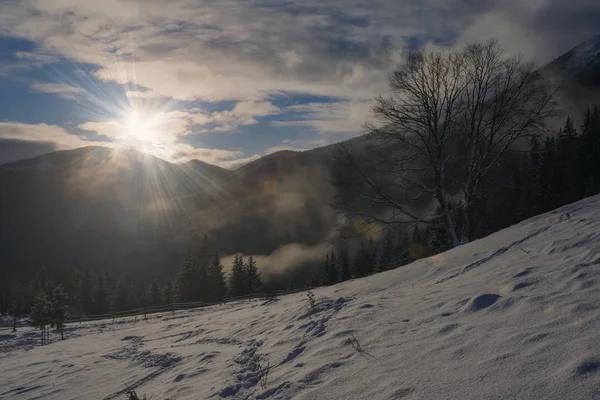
[
  {"xmin": 219, "ymin": 154, "xmax": 262, "ymax": 169},
  {"xmin": 2, "ymin": 0, "xmax": 599, "ymax": 159},
  {"xmin": 197, "ymin": 100, "xmax": 280, "ymax": 131},
  {"xmin": 30, "ymin": 83, "xmax": 83, "ymax": 100},
  {"xmin": 458, "ymin": 0, "xmax": 600, "ymax": 63},
  {"xmin": 274, "ymin": 99, "xmax": 374, "ymax": 134},
  {"xmin": 0, "ymin": 121, "xmax": 100, "ymax": 148}
]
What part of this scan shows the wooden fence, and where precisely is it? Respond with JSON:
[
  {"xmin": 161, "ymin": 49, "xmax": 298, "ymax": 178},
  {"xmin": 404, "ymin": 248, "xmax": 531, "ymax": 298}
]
[{"xmin": 62, "ymin": 286, "xmax": 315, "ymax": 325}]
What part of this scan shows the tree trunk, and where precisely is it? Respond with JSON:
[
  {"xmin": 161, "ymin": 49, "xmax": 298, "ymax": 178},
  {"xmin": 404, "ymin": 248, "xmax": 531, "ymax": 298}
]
[{"xmin": 435, "ymin": 174, "xmax": 460, "ymax": 248}]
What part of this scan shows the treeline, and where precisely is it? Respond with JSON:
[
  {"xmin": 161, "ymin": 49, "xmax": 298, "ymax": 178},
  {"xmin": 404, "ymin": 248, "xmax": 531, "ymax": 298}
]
[
  {"xmin": 313, "ymin": 106, "xmax": 600, "ymax": 287},
  {"xmin": 0, "ymin": 236, "xmax": 264, "ymax": 329}
]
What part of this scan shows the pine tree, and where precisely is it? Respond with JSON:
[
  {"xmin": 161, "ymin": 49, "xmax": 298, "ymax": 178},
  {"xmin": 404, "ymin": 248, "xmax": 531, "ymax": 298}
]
[
  {"xmin": 366, "ymin": 238, "xmax": 377, "ymax": 275},
  {"xmin": 148, "ymin": 280, "xmax": 161, "ymax": 307},
  {"xmin": 0, "ymin": 266, "xmax": 11, "ymax": 316},
  {"xmin": 163, "ymin": 279, "xmax": 174, "ymax": 305},
  {"xmin": 244, "ymin": 256, "xmax": 262, "ymax": 294},
  {"xmin": 208, "ymin": 251, "xmax": 227, "ymax": 302},
  {"xmin": 9, "ymin": 288, "xmax": 24, "ymax": 332},
  {"xmin": 177, "ymin": 249, "xmax": 195, "ymax": 302},
  {"xmin": 322, "ymin": 254, "xmax": 330, "ymax": 286},
  {"xmin": 228, "ymin": 254, "xmax": 247, "ymax": 297},
  {"xmin": 425, "ymin": 207, "xmax": 451, "ymax": 255},
  {"xmin": 34, "ymin": 266, "xmax": 50, "ymax": 294},
  {"xmin": 409, "ymin": 225, "xmax": 425, "ymax": 260},
  {"xmin": 114, "ymin": 275, "xmax": 132, "ymax": 312},
  {"xmin": 377, "ymin": 229, "xmax": 395, "ymax": 271},
  {"xmin": 30, "ymin": 291, "xmax": 51, "ymax": 345},
  {"xmin": 195, "ymin": 236, "xmax": 211, "ymax": 302},
  {"xmin": 326, "ymin": 250, "xmax": 339, "ymax": 284},
  {"xmin": 94, "ymin": 272, "xmax": 110, "ymax": 315},
  {"xmin": 391, "ymin": 228, "xmax": 409, "ymax": 267},
  {"xmin": 79, "ymin": 268, "xmax": 94, "ymax": 315},
  {"xmin": 339, "ymin": 247, "xmax": 351, "ymax": 282},
  {"xmin": 50, "ymin": 285, "xmax": 69, "ymax": 340},
  {"xmin": 352, "ymin": 241, "xmax": 369, "ymax": 278}
]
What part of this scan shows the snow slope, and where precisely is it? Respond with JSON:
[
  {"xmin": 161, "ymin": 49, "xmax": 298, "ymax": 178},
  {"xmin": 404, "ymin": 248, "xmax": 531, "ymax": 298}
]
[{"xmin": 3, "ymin": 195, "xmax": 600, "ymax": 399}]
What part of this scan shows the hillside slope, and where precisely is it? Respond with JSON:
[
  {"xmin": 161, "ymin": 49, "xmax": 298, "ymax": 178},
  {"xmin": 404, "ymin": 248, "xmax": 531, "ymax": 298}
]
[{"xmin": 3, "ymin": 195, "xmax": 600, "ymax": 399}]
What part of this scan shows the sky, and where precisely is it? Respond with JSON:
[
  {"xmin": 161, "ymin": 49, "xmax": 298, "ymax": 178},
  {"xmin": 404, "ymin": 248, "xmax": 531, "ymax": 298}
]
[{"xmin": 0, "ymin": 0, "xmax": 599, "ymax": 168}]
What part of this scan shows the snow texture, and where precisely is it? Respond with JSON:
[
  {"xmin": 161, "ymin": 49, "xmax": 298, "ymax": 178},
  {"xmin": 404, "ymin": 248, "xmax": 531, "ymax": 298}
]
[{"xmin": 3, "ymin": 195, "xmax": 600, "ymax": 399}]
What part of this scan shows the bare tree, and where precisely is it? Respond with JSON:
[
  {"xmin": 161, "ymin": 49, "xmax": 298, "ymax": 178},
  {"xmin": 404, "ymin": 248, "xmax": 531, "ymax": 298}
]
[
  {"xmin": 334, "ymin": 39, "xmax": 557, "ymax": 247},
  {"xmin": 457, "ymin": 40, "xmax": 557, "ymax": 240}
]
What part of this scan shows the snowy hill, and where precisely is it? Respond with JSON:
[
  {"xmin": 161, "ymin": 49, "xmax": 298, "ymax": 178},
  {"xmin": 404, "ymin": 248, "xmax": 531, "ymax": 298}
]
[{"xmin": 3, "ymin": 195, "xmax": 600, "ymax": 399}]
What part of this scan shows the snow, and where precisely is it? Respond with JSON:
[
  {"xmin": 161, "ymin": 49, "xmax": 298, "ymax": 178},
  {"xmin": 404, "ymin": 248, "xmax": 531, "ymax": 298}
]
[
  {"xmin": 559, "ymin": 34, "xmax": 600, "ymax": 73},
  {"xmin": 3, "ymin": 195, "xmax": 600, "ymax": 399}
]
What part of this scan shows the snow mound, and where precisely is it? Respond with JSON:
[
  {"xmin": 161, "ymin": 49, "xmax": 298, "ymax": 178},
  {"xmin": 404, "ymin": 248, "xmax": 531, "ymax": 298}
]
[{"xmin": 3, "ymin": 195, "xmax": 600, "ymax": 399}]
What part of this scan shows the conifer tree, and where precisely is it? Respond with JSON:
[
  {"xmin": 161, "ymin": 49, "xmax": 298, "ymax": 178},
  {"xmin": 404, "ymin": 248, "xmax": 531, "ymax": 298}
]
[
  {"xmin": 177, "ymin": 249, "xmax": 195, "ymax": 302},
  {"xmin": 394, "ymin": 228, "xmax": 410, "ymax": 267},
  {"xmin": 377, "ymin": 229, "xmax": 395, "ymax": 271},
  {"xmin": 244, "ymin": 256, "xmax": 262, "ymax": 294},
  {"xmin": 322, "ymin": 254, "xmax": 330, "ymax": 285},
  {"xmin": 30, "ymin": 291, "xmax": 51, "ymax": 345},
  {"xmin": 79, "ymin": 268, "xmax": 94, "ymax": 315},
  {"xmin": 0, "ymin": 266, "xmax": 11, "ymax": 315},
  {"xmin": 148, "ymin": 280, "xmax": 161, "ymax": 307},
  {"xmin": 208, "ymin": 251, "xmax": 227, "ymax": 302},
  {"xmin": 339, "ymin": 247, "xmax": 351, "ymax": 282},
  {"xmin": 195, "ymin": 239, "xmax": 211, "ymax": 302},
  {"xmin": 34, "ymin": 266, "xmax": 50, "ymax": 294},
  {"xmin": 94, "ymin": 272, "xmax": 110, "ymax": 315},
  {"xmin": 228, "ymin": 254, "xmax": 247, "ymax": 297},
  {"xmin": 163, "ymin": 279, "xmax": 174, "ymax": 305},
  {"xmin": 326, "ymin": 250, "xmax": 339, "ymax": 284},
  {"xmin": 114, "ymin": 275, "xmax": 132, "ymax": 312},
  {"xmin": 50, "ymin": 285, "xmax": 69, "ymax": 340}
]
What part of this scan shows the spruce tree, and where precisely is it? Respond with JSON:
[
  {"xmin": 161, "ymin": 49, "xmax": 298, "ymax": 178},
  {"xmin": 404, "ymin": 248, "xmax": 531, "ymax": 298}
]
[
  {"xmin": 377, "ymin": 229, "xmax": 395, "ymax": 271},
  {"xmin": 322, "ymin": 254, "xmax": 330, "ymax": 285},
  {"xmin": 148, "ymin": 280, "xmax": 161, "ymax": 307},
  {"xmin": 114, "ymin": 275, "xmax": 131, "ymax": 312},
  {"xmin": 163, "ymin": 279, "xmax": 174, "ymax": 305},
  {"xmin": 366, "ymin": 238, "xmax": 377, "ymax": 275},
  {"xmin": 177, "ymin": 250, "xmax": 195, "ymax": 302},
  {"xmin": 339, "ymin": 247, "xmax": 351, "ymax": 282},
  {"xmin": 244, "ymin": 256, "xmax": 262, "ymax": 294},
  {"xmin": 326, "ymin": 250, "xmax": 339, "ymax": 284},
  {"xmin": 0, "ymin": 266, "xmax": 11, "ymax": 315},
  {"xmin": 228, "ymin": 254, "xmax": 247, "ymax": 297},
  {"xmin": 352, "ymin": 241, "xmax": 368, "ymax": 278},
  {"xmin": 79, "ymin": 268, "xmax": 94, "ymax": 315},
  {"xmin": 208, "ymin": 251, "xmax": 227, "ymax": 302},
  {"xmin": 30, "ymin": 291, "xmax": 51, "ymax": 345},
  {"xmin": 34, "ymin": 266, "xmax": 50, "ymax": 294},
  {"xmin": 195, "ymin": 239, "xmax": 211, "ymax": 302},
  {"xmin": 94, "ymin": 272, "xmax": 110, "ymax": 315},
  {"xmin": 394, "ymin": 228, "xmax": 410, "ymax": 267},
  {"xmin": 50, "ymin": 285, "xmax": 69, "ymax": 340}
]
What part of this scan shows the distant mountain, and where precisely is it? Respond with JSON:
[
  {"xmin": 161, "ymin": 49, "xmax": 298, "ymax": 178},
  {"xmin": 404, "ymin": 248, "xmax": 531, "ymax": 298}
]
[
  {"xmin": 542, "ymin": 34, "xmax": 600, "ymax": 117},
  {"xmin": 2, "ymin": 35, "xmax": 600, "ymax": 280}
]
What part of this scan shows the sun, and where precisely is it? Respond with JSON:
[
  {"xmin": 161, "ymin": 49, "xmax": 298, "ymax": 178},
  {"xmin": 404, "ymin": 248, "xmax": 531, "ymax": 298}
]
[
  {"xmin": 120, "ymin": 110, "xmax": 159, "ymax": 152},
  {"xmin": 125, "ymin": 112, "xmax": 148, "ymax": 141}
]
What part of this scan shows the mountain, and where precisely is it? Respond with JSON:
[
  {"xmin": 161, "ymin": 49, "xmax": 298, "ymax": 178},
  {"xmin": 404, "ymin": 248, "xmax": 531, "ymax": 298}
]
[
  {"xmin": 0, "ymin": 146, "xmax": 230, "ymax": 278},
  {"xmin": 542, "ymin": 34, "xmax": 600, "ymax": 116},
  {"xmin": 0, "ymin": 143, "xmax": 347, "ymax": 279},
  {"xmin": 2, "ymin": 35, "xmax": 600, "ymax": 280},
  {"xmin": 4, "ymin": 194, "xmax": 600, "ymax": 399}
]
